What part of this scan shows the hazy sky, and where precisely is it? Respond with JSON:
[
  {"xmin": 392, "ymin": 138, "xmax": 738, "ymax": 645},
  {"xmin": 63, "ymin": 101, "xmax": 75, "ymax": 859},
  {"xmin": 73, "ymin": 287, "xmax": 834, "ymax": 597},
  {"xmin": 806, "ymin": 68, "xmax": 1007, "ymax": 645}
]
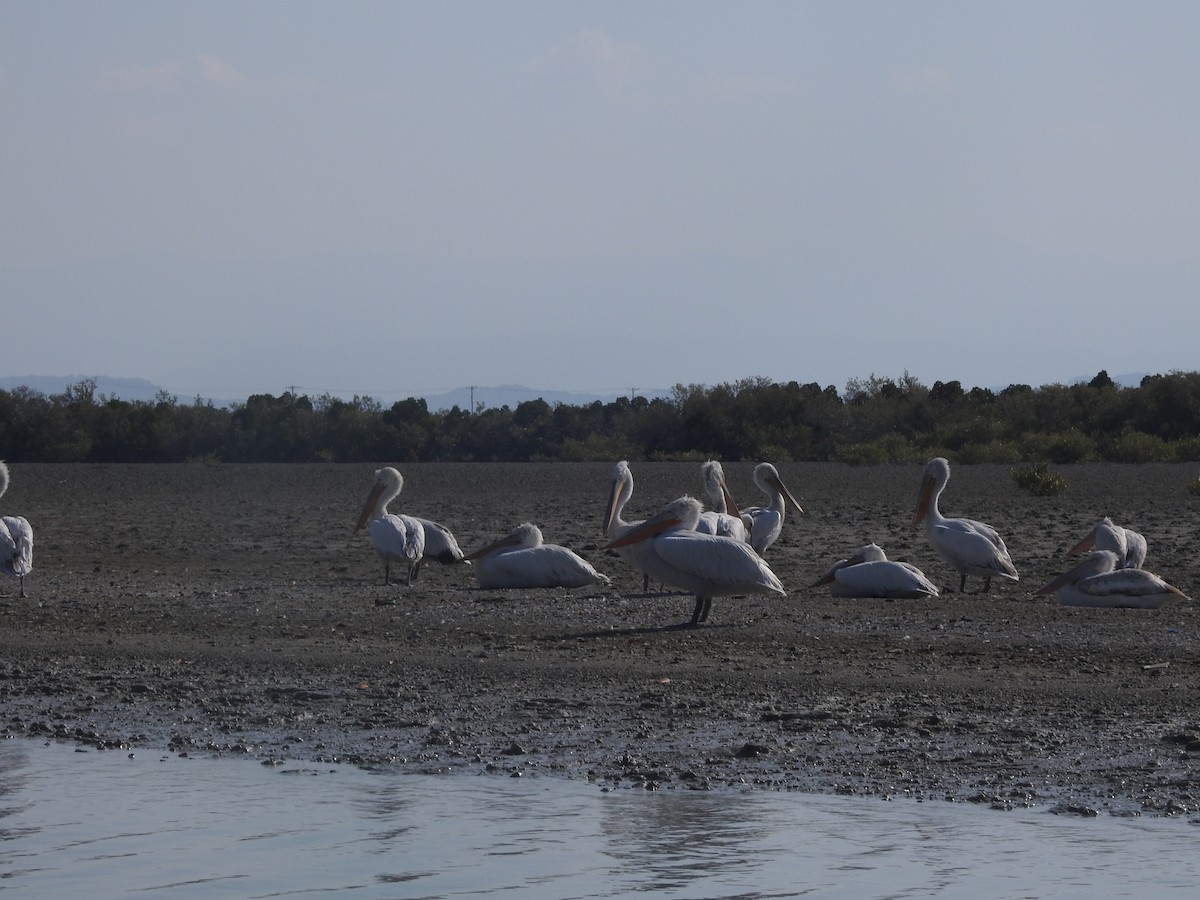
[{"xmin": 4, "ymin": 2, "xmax": 1198, "ymax": 402}]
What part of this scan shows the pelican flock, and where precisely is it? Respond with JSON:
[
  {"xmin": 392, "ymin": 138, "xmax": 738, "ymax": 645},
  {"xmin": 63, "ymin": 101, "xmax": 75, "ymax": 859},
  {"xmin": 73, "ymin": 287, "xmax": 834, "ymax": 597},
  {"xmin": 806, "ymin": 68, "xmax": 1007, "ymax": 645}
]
[
  {"xmin": 603, "ymin": 495, "xmax": 785, "ymax": 627},
  {"xmin": 1037, "ymin": 550, "xmax": 1188, "ymax": 609},
  {"xmin": 354, "ymin": 467, "xmax": 426, "ymax": 585},
  {"xmin": 912, "ymin": 457, "xmax": 1019, "ymax": 593},
  {"xmin": 810, "ymin": 544, "xmax": 939, "ymax": 599},
  {"xmin": 465, "ymin": 522, "xmax": 610, "ymax": 589},
  {"xmin": 0, "ymin": 461, "xmax": 33, "ymax": 598}
]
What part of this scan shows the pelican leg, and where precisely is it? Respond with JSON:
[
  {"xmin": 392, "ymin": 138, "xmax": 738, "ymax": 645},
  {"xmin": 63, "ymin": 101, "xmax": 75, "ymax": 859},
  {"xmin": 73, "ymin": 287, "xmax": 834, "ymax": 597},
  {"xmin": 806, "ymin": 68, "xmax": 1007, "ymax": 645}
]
[
  {"xmin": 411, "ymin": 558, "xmax": 423, "ymax": 582},
  {"xmin": 688, "ymin": 596, "xmax": 706, "ymax": 627},
  {"xmin": 19, "ymin": 575, "xmax": 25, "ymax": 599},
  {"xmin": 698, "ymin": 597, "xmax": 712, "ymax": 623},
  {"xmin": 383, "ymin": 564, "xmax": 392, "ymax": 586},
  {"xmin": 981, "ymin": 576, "xmax": 992, "ymax": 593},
  {"xmin": 958, "ymin": 573, "xmax": 968, "ymax": 593}
]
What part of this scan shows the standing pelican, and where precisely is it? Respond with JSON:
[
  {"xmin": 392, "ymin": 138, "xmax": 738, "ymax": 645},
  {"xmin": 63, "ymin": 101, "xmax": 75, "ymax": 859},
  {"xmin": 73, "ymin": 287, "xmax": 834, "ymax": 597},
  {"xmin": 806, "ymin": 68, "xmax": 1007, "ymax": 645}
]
[
  {"xmin": 604, "ymin": 496, "xmax": 785, "ymax": 627},
  {"xmin": 465, "ymin": 523, "xmax": 610, "ymax": 589},
  {"xmin": 1068, "ymin": 517, "xmax": 1147, "ymax": 569},
  {"xmin": 1037, "ymin": 550, "xmax": 1187, "ymax": 608},
  {"xmin": 354, "ymin": 467, "xmax": 426, "ymax": 586},
  {"xmin": 810, "ymin": 544, "xmax": 939, "ymax": 599},
  {"xmin": 603, "ymin": 460, "xmax": 654, "ymax": 592},
  {"xmin": 0, "ymin": 461, "xmax": 33, "ymax": 598},
  {"xmin": 912, "ymin": 457, "xmax": 1018, "ymax": 593},
  {"xmin": 739, "ymin": 462, "xmax": 805, "ymax": 555},
  {"xmin": 695, "ymin": 460, "xmax": 747, "ymax": 541}
]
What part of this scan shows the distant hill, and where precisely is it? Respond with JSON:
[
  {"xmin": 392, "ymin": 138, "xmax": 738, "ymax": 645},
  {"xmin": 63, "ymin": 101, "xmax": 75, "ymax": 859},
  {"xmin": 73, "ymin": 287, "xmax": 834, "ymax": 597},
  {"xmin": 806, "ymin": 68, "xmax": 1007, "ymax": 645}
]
[
  {"xmin": 0, "ymin": 375, "xmax": 166, "ymax": 403},
  {"xmin": 0, "ymin": 376, "xmax": 671, "ymax": 411}
]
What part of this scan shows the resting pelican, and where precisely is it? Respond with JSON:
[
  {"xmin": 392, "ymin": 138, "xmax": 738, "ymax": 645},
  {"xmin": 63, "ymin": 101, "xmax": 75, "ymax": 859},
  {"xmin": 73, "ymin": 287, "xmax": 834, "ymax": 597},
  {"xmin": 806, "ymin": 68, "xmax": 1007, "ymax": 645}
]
[
  {"xmin": 810, "ymin": 544, "xmax": 939, "ymax": 599},
  {"xmin": 604, "ymin": 496, "xmax": 785, "ymax": 627},
  {"xmin": 912, "ymin": 457, "xmax": 1018, "ymax": 593},
  {"xmin": 465, "ymin": 523, "xmax": 611, "ymax": 589},
  {"xmin": 0, "ymin": 461, "xmax": 33, "ymax": 598},
  {"xmin": 1068, "ymin": 517, "xmax": 1147, "ymax": 569},
  {"xmin": 1037, "ymin": 550, "xmax": 1188, "ymax": 609},
  {"xmin": 353, "ymin": 467, "xmax": 426, "ymax": 586},
  {"xmin": 740, "ymin": 462, "xmax": 804, "ymax": 555},
  {"xmin": 603, "ymin": 460, "xmax": 655, "ymax": 592},
  {"xmin": 695, "ymin": 460, "xmax": 747, "ymax": 541}
]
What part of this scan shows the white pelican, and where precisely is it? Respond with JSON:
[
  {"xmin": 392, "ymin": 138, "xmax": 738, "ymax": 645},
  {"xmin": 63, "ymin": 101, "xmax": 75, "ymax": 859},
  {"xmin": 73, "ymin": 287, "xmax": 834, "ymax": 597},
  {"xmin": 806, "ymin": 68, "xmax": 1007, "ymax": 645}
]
[
  {"xmin": 604, "ymin": 496, "xmax": 785, "ymax": 627},
  {"xmin": 1068, "ymin": 517, "xmax": 1147, "ymax": 569},
  {"xmin": 810, "ymin": 544, "xmax": 939, "ymax": 599},
  {"xmin": 464, "ymin": 523, "xmax": 611, "ymax": 589},
  {"xmin": 603, "ymin": 460, "xmax": 654, "ymax": 592},
  {"xmin": 740, "ymin": 462, "xmax": 804, "ymax": 555},
  {"xmin": 1037, "ymin": 550, "xmax": 1188, "ymax": 609},
  {"xmin": 912, "ymin": 457, "xmax": 1018, "ymax": 593},
  {"xmin": 0, "ymin": 461, "xmax": 33, "ymax": 598},
  {"xmin": 695, "ymin": 460, "xmax": 747, "ymax": 542},
  {"xmin": 353, "ymin": 467, "xmax": 426, "ymax": 586}
]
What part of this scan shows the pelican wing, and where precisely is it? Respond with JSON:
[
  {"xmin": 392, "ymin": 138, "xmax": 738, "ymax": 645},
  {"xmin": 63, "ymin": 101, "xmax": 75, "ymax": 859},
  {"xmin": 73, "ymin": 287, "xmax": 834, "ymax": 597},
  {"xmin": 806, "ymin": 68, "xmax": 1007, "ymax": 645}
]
[
  {"xmin": 741, "ymin": 507, "xmax": 782, "ymax": 555},
  {"xmin": 655, "ymin": 533, "xmax": 784, "ymax": 595},
  {"xmin": 0, "ymin": 515, "xmax": 33, "ymax": 577},
  {"xmin": 1064, "ymin": 570, "xmax": 1188, "ymax": 609},
  {"xmin": 368, "ymin": 514, "xmax": 425, "ymax": 562},
  {"xmin": 1121, "ymin": 529, "xmax": 1148, "ymax": 569},
  {"xmin": 929, "ymin": 519, "xmax": 1019, "ymax": 580},
  {"xmin": 413, "ymin": 517, "xmax": 466, "ymax": 564},
  {"xmin": 696, "ymin": 511, "xmax": 748, "ymax": 542}
]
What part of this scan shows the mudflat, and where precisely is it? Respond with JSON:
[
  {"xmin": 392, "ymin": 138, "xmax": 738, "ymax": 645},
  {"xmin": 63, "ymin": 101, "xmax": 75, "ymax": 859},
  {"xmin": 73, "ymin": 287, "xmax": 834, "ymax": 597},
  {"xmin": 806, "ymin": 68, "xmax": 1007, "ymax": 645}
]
[{"xmin": 3, "ymin": 461, "xmax": 1199, "ymax": 817}]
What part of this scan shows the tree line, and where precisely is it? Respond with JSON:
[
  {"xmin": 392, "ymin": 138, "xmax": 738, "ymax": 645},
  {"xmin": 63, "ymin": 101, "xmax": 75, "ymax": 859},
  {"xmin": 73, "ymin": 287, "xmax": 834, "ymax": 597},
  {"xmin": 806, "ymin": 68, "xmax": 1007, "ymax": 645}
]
[{"xmin": 1, "ymin": 370, "xmax": 1198, "ymax": 465}]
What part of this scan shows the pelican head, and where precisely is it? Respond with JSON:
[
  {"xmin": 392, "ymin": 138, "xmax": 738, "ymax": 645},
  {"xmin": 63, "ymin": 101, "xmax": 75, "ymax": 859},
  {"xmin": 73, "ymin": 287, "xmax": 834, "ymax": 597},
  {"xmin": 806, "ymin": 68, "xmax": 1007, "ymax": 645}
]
[
  {"xmin": 808, "ymin": 543, "xmax": 888, "ymax": 588},
  {"xmin": 912, "ymin": 457, "xmax": 950, "ymax": 528},
  {"xmin": 465, "ymin": 522, "xmax": 545, "ymax": 560},
  {"xmin": 702, "ymin": 460, "xmax": 742, "ymax": 519},
  {"xmin": 754, "ymin": 462, "xmax": 805, "ymax": 514},
  {"xmin": 354, "ymin": 466, "xmax": 404, "ymax": 532},
  {"xmin": 1036, "ymin": 550, "xmax": 1120, "ymax": 594}
]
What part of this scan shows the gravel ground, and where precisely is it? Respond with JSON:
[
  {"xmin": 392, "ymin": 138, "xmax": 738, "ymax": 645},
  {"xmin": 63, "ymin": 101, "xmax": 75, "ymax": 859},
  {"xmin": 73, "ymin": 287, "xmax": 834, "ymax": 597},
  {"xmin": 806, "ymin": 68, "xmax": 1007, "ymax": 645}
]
[{"xmin": 3, "ymin": 461, "xmax": 1200, "ymax": 819}]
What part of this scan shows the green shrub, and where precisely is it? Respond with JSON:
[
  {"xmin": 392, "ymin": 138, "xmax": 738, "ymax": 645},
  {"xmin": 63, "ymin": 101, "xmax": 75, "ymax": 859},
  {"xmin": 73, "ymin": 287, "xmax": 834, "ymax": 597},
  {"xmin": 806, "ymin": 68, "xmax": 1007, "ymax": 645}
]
[{"xmin": 1010, "ymin": 461, "xmax": 1068, "ymax": 496}]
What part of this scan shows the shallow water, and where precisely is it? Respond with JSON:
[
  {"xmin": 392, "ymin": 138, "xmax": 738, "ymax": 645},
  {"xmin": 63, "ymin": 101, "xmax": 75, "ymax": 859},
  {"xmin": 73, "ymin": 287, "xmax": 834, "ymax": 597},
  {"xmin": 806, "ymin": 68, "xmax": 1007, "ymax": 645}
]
[{"xmin": 0, "ymin": 740, "xmax": 1195, "ymax": 899}]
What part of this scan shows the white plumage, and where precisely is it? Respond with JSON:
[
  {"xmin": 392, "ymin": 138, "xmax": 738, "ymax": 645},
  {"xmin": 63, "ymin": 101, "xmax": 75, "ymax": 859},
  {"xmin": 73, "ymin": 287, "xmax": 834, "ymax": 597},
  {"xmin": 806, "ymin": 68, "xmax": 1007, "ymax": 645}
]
[
  {"xmin": 810, "ymin": 543, "xmax": 939, "ymax": 599},
  {"xmin": 1069, "ymin": 517, "xmax": 1147, "ymax": 569},
  {"xmin": 0, "ymin": 461, "xmax": 33, "ymax": 598},
  {"xmin": 1037, "ymin": 550, "xmax": 1187, "ymax": 608},
  {"xmin": 912, "ymin": 457, "xmax": 1018, "ymax": 593},
  {"xmin": 694, "ymin": 460, "xmax": 748, "ymax": 541},
  {"xmin": 740, "ymin": 462, "xmax": 804, "ymax": 555},
  {"xmin": 605, "ymin": 495, "xmax": 785, "ymax": 627},
  {"xmin": 465, "ymin": 522, "xmax": 610, "ymax": 589},
  {"xmin": 354, "ymin": 467, "xmax": 426, "ymax": 586}
]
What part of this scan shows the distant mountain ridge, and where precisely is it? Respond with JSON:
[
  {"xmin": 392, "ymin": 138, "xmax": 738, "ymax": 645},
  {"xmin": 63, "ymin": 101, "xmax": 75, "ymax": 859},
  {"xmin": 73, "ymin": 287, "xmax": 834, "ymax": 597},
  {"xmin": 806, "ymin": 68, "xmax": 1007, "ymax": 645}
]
[{"xmin": 0, "ymin": 376, "xmax": 672, "ymax": 411}]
